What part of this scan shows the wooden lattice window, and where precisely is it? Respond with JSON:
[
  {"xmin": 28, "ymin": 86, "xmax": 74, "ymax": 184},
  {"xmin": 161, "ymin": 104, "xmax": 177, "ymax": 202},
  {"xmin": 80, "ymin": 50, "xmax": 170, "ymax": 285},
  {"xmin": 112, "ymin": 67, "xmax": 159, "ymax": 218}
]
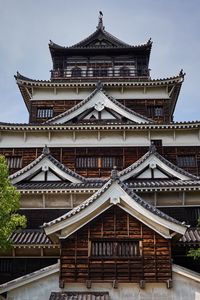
[
  {"xmin": 37, "ymin": 108, "xmax": 53, "ymax": 119},
  {"xmin": 147, "ymin": 106, "xmax": 163, "ymax": 117},
  {"xmin": 91, "ymin": 239, "xmax": 140, "ymax": 258},
  {"xmin": 177, "ymin": 155, "xmax": 196, "ymax": 167},
  {"xmin": 76, "ymin": 157, "xmax": 122, "ymax": 169},
  {"xmin": 119, "ymin": 67, "xmax": 130, "ymax": 77},
  {"xmin": 6, "ymin": 156, "xmax": 22, "ymax": 169},
  {"xmin": 93, "ymin": 68, "xmax": 107, "ymax": 77},
  {"xmin": 71, "ymin": 67, "xmax": 82, "ymax": 77},
  {"xmin": 154, "ymin": 106, "xmax": 164, "ymax": 117}
]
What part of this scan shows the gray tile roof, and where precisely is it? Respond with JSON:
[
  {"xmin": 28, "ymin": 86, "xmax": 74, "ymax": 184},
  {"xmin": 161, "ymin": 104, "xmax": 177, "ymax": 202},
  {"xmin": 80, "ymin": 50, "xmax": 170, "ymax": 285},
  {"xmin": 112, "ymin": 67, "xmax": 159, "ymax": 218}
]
[
  {"xmin": 11, "ymin": 229, "xmax": 52, "ymax": 245},
  {"xmin": 15, "ymin": 179, "xmax": 200, "ymax": 192},
  {"xmin": 15, "ymin": 181, "xmax": 104, "ymax": 190},
  {"xmin": 126, "ymin": 179, "xmax": 200, "ymax": 188},
  {"xmin": 179, "ymin": 228, "xmax": 200, "ymax": 244}
]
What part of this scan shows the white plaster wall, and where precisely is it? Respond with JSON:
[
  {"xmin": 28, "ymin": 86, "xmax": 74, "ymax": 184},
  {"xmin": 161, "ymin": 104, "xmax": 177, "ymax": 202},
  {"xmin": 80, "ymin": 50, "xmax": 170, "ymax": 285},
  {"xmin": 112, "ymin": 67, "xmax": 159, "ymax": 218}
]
[
  {"xmin": 7, "ymin": 273, "xmax": 59, "ymax": 300},
  {"xmin": 31, "ymin": 86, "xmax": 170, "ymax": 101},
  {"xmin": 6, "ymin": 271, "xmax": 200, "ymax": 300},
  {"xmin": 1, "ymin": 129, "xmax": 199, "ymax": 148}
]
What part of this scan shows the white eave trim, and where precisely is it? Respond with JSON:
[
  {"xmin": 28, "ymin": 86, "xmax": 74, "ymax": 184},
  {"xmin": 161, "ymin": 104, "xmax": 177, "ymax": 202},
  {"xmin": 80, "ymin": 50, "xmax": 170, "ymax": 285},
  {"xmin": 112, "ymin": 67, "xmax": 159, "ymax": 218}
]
[{"xmin": 172, "ymin": 264, "xmax": 200, "ymax": 283}]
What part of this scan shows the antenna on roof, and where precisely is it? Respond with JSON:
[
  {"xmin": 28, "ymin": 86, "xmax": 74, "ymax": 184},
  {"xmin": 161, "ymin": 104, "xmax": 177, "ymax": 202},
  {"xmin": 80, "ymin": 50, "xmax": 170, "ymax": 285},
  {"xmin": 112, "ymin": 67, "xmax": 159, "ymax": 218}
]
[{"xmin": 97, "ymin": 11, "xmax": 105, "ymax": 30}]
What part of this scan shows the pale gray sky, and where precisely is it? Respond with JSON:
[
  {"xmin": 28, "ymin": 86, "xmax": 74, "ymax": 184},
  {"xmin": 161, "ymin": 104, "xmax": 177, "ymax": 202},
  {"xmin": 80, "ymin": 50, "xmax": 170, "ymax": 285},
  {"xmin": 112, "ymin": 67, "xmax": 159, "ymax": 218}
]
[{"xmin": 0, "ymin": 0, "xmax": 200, "ymax": 122}]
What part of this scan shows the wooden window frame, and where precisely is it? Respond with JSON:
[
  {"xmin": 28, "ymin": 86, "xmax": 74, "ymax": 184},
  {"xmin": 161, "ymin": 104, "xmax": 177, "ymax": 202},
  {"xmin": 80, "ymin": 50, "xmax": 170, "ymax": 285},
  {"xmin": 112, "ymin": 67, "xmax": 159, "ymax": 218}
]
[{"xmin": 90, "ymin": 238, "xmax": 141, "ymax": 259}]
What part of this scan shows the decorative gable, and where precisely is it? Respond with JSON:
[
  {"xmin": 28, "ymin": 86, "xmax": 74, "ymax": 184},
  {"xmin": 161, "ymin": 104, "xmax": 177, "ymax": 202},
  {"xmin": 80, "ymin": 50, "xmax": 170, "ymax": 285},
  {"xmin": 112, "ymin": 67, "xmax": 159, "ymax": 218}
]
[
  {"xmin": 45, "ymin": 86, "xmax": 153, "ymax": 125},
  {"xmin": 10, "ymin": 146, "xmax": 85, "ymax": 185},
  {"xmin": 119, "ymin": 144, "xmax": 199, "ymax": 182},
  {"xmin": 43, "ymin": 176, "xmax": 186, "ymax": 240}
]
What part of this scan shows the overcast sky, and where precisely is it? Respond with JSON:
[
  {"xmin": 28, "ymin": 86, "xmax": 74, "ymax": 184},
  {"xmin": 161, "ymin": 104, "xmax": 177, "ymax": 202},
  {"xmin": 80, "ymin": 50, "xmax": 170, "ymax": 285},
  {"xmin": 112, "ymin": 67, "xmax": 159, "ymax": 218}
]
[{"xmin": 0, "ymin": 0, "xmax": 200, "ymax": 123}]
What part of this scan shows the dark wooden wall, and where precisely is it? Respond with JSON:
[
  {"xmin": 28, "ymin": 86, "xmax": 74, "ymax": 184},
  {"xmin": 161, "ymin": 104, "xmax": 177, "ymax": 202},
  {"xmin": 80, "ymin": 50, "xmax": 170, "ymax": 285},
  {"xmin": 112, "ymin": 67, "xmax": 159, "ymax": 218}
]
[
  {"xmin": 30, "ymin": 100, "xmax": 81, "ymax": 123},
  {"xmin": 1, "ymin": 146, "xmax": 200, "ymax": 177},
  {"xmin": 60, "ymin": 206, "xmax": 172, "ymax": 283}
]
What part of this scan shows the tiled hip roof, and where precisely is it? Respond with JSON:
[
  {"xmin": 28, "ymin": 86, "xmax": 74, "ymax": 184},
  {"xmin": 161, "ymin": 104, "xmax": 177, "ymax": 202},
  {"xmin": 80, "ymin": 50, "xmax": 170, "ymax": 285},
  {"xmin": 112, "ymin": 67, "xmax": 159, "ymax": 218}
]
[{"xmin": 11, "ymin": 229, "xmax": 52, "ymax": 245}]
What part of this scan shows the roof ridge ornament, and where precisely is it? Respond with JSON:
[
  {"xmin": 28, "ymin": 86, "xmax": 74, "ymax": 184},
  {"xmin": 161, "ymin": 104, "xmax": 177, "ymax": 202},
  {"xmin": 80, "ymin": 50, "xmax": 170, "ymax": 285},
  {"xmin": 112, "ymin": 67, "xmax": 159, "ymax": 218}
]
[
  {"xmin": 149, "ymin": 141, "xmax": 157, "ymax": 154},
  {"xmin": 179, "ymin": 69, "xmax": 186, "ymax": 77},
  {"xmin": 147, "ymin": 38, "xmax": 152, "ymax": 45},
  {"xmin": 96, "ymin": 81, "xmax": 103, "ymax": 90},
  {"xmin": 111, "ymin": 166, "xmax": 119, "ymax": 180},
  {"xmin": 97, "ymin": 11, "xmax": 105, "ymax": 30},
  {"xmin": 42, "ymin": 145, "xmax": 50, "ymax": 155}
]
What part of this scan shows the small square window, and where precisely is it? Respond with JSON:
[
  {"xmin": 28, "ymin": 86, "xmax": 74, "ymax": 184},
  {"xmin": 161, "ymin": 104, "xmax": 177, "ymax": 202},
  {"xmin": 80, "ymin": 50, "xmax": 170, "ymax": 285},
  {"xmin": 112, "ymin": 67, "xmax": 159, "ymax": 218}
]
[
  {"xmin": 177, "ymin": 155, "xmax": 196, "ymax": 167},
  {"xmin": 6, "ymin": 156, "xmax": 22, "ymax": 169},
  {"xmin": 154, "ymin": 107, "xmax": 163, "ymax": 117},
  {"xmin": 37, "ymin": 108, "xmax": 53, "ymax": 119}
]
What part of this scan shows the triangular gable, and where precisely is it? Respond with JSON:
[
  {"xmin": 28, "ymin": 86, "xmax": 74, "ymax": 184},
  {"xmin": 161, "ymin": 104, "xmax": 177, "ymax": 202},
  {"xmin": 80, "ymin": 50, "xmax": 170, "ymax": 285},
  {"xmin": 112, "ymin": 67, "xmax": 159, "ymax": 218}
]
[
  {"xmin": 119, "ymin": 145, "xmax": 199, "ymax": 182},
  {"xmin": 10, "ymin": 147, "xmax": 85, "ymax": 185},
  {"xmin": 45, "ymin": 86, "xmax": 153, "ymax": 125},
  {"xmin": 43, "ymin": 177, "xmax": 186, "ymax": 240}
]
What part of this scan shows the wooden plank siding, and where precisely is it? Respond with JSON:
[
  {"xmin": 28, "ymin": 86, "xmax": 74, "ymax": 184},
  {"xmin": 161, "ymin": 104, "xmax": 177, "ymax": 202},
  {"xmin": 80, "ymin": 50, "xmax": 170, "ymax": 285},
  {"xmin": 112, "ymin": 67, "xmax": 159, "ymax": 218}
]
[
  {"xmin": 30, "ymin": 100, "xmax": 81, "ymax": 123},
  {"xmin": 0, "ymin": 146, "xmax": 200, "ymax": 177},
  {"xmin": 60, "ymin": 206, "xmax": 172, "ymax": 283}
]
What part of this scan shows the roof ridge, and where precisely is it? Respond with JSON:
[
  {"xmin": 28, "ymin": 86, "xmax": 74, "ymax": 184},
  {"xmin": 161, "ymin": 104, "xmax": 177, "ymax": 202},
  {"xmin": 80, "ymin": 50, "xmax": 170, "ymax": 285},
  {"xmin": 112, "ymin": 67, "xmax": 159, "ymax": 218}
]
[{"xmin": 119, "ymin": 181, "xmax": 184, "ymax": 225}]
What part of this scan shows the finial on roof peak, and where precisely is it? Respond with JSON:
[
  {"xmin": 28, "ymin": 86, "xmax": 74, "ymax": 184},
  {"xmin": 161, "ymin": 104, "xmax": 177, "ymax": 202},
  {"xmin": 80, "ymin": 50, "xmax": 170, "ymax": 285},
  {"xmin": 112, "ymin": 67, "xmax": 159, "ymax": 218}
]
[
  {"xmin": 179, "ymin": 69, "xmax": 186, "ymax": 77},
  {"xmin": 97, "ymin": 11, "xmax": 105, "ymax": 30},
  {"xmin": 42, "ymin": 145, "xmax": 50, "ymax": 155},
  {"xmin": 111, "ymin": 166, "xmax": 119, "ymax": 180},
  {"xmin": 149, "ymin": 141, "xmax": 157, "ymax": 154},
  {"xmin": 96, "ymin": 81, "xmax": 103, "ymax": 90}
]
